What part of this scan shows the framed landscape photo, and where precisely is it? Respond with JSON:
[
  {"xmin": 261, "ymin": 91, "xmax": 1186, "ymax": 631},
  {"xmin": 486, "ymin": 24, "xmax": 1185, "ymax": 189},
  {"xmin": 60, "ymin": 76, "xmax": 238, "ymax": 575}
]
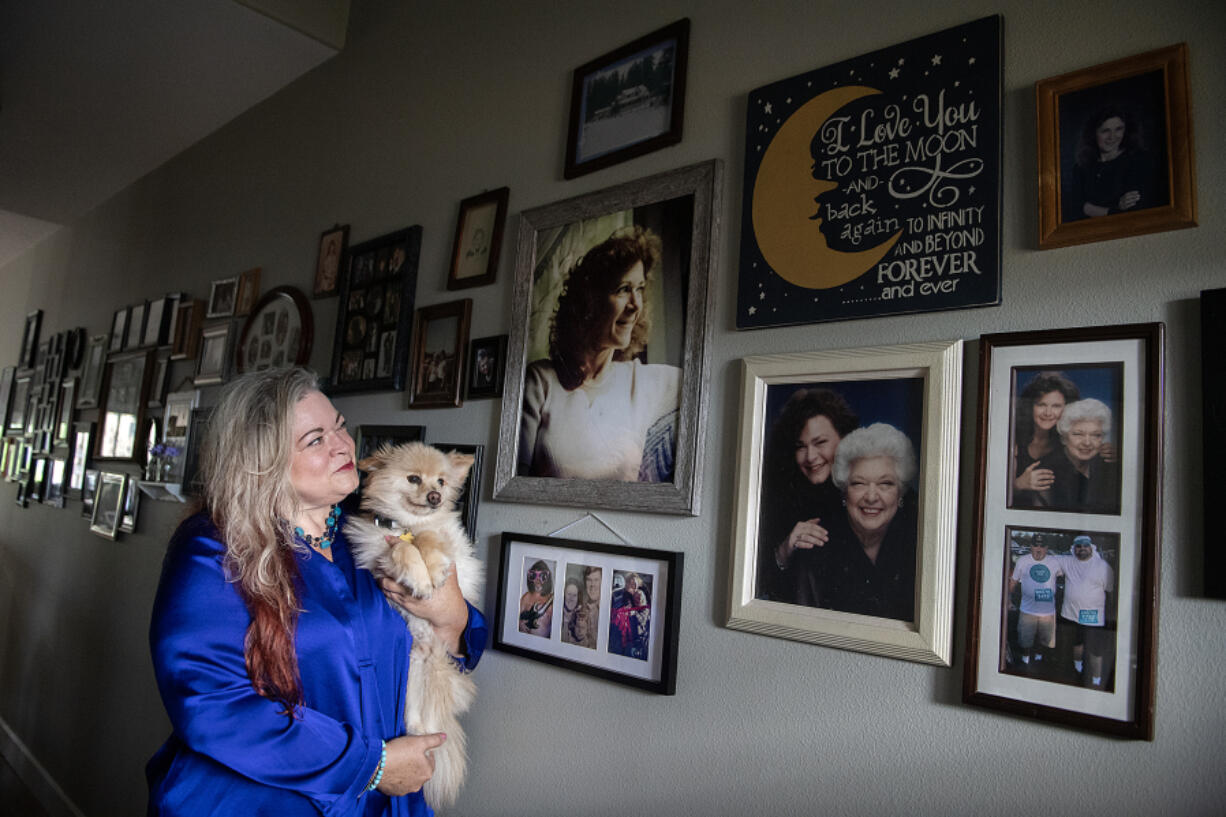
[
  {"xmin": 447, "ymin": 187, "xmax": 509, "ymax": 290},
  {"xmin": 963, "ymin": 323, "xmax": 1164, "ymax": 739},
  {"xmin": 465, "ymin": 334, "xmax": 508, "ymax": 400},
  {"xmin": 493, "ymin": 531, "xmax": 683, "ymax": 694},
  {"xmin": 314, "ymin": 224, "xmax": 349, "ymax": 298},
  {"xmin": 234, "ymin": 267, "xmax": 262, "ymax": 316},
  {"xmin": 408, "ymin": 298, "xmax": 471, "ymax": 409},
  {"xmin": 493, "ymin": 159, "xmax": 721, "ymax": 516},
  {"xmin": 235, "ymin": 286, "xmax": 313, "ymax": 375},
  {"xmin": 563, "ymin": 18, "xmax": 688, "ymax": 180},
  {"xmin": 1036, "ymin": 43, "xmax": 1196, "ymax": 249},
  {"xmin": 726, "ymin": 340, "xmax": 964, "ymax": 665},
  {"xmin": 328, "ymin": 226, "xmax": 421, "ymax": 394}
]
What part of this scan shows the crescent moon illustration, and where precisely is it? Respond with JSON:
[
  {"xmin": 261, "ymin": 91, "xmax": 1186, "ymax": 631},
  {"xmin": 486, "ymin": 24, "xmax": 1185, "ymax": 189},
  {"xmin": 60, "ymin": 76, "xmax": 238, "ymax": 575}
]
[{"xmin": 752, "ymin": 85, "xmax": 903, "ymax": 290}]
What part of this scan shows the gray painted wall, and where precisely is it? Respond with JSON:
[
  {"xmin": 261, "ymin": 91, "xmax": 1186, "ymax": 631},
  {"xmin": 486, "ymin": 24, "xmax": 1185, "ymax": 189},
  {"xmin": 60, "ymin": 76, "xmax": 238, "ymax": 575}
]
[{"xmin": 1, "ymin": 1, "xmax": 1224, "ymax": 815}]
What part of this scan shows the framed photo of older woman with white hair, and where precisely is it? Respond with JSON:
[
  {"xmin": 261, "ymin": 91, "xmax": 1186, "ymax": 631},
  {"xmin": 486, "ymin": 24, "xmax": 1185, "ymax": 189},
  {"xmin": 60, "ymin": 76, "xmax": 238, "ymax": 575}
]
[
  {"xmin": 964, "ymin": 323, "xmax": 1164, "ymax": 740},
  {"xmin": 726, "ymin": 340, "xmax": 965, "ymax": 665},
  {"xmin": 492, "ymin": 160, "xmax": 721, "ymax": 516}
]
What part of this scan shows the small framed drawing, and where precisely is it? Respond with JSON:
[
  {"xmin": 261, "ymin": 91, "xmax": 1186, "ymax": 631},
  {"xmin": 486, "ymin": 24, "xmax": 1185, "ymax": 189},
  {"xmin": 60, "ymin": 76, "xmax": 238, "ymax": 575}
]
[
  {"xmin": 234, "ymin": 267, "xmax": 262, "ymax": 316},
  {"xmin": 408, "ymin": 298, "xmax": 471, "ymax": 409},
  {"xmin": 328, "ymin": 226, "xmax": 421, "ymax": 394},
  {"xmin": 465, "ymin": 334, "xmax": 507, "ymax": 400},
  {"xmin": 67, "ymin": 421, "xmax": 94, "ymax": 500},
  {"xmin": 207, "ymin": 277, "xmax": 238, "ymax": 319},
  {"xmin": 493, "ymin": 160, "xmax": 721, "ymax": 516},
  {"xmin": 195, "ymin": 322, "xmax": 233, "ymax": 386},
  {"xmin": 963, "ymin": 323, "xmax": 1164, "ymax": 739},
  {"xmin": 76, "ymin": 334, "xmax": 109, "ymax": 409},
  {"xmin": 726, "ymin": 340, "xmax": 964, "ymax": 665},
  {"xmin": 425, "ymin": 441, "xmax": 483, "ymax": 540},
  {"xmin": 1036, "ymin": 43, "xmax": 1196, "ymax": 249},
  {"xmin": 19, "ymin": 310, "xmax": 42, "ymax": 368},
  {"xmin": 90, "ymin": 472, "xmax": 127, "ymax": 539},
  {"xmin": 235, "ymin": 286, "xmax": 313, "ymax": 375},
  {"xmin": 447, "ymin": 187, "xmax": 508, "ymax": 290},
  {"xmin": 314, "ymin": 224, "xmax": 349, "ymax": 298},
  {"xmin": 81, "ymin": 469, "xmax": 99, "ymax": 518},
  {"xmin": 563, "ymin": 18, "xmax": 689, "ymax": 179},
  {"xmin": 96, "ymin": 348, "xmax": 154, "ymax": 462},
  {"xmin": 493, "ymin": 531, "xmax": 683, "ymax": 694}
]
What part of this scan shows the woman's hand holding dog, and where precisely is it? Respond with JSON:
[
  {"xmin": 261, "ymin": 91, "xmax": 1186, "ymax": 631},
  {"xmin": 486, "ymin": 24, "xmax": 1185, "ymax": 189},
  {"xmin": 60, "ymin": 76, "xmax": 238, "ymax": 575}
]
[
  {"xmin": 378, "ymin": 733, "xmax": 447, "ymax": 796},
  {"xmin": 380, "ymin": 570, "xmax": 470, "ymax": 657}
]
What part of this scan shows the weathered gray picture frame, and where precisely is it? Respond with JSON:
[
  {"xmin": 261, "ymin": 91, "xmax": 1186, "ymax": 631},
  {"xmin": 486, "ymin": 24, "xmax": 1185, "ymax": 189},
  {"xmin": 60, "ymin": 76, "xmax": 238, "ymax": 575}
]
[{"xmin": 493, "ymin": 159, "xmax": 721, "ymax": 515}]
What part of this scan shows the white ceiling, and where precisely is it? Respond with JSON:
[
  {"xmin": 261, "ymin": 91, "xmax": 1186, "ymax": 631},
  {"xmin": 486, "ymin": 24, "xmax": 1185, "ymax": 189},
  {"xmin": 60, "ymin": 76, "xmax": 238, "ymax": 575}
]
[{"xmin": 0, "ymin": 0, "xmax": 347, "ymax": 268}]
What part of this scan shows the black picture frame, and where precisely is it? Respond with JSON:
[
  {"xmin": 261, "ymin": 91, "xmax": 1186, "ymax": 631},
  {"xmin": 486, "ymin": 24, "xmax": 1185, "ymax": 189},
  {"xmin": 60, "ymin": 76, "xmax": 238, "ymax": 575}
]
[
  {"xmin": 328, "ymin": 226, "xmax": 421, "ymax": 394},
  {"xmin": 95, "ymin": 348, "xmax": 154, "ymax": 463},
  {"xmin": 76, "ymin": 334, "xmax": 109, "ymax": 409},
  {"xmin": 1202, "ymin": 288, "xmax": 1226, "ymax": 599},
  {"xmin": 181, "ymin": 407, "xmax": 214, "ymax": 496},
  {"xmin": 67, "ymin": 421, "xmax": 94, "ymax": 500},
  {"xmin": 314, "ymin": 224, "xmax": 349, "ymax": 298},
  {"xmin": 493, "ymin": 531, "xmax": 683, "ymax": 695},
  {"xmin": 408, "ymin": 298, "xmax": 471, "ymax": 409},
  {"xmin": 563, "ymin": 18, "xmax": 689, "ymax": 180},
  {"xmin": 465, "ymin": 334, "xmax": 507, "ymax": 400},
  {"xmin": 0, "ymin": 366, "xmax": 14, "ymax": 432},
  {"xmin": 81, "ymin": 469, "xmax": 99, "ymax": 518}
]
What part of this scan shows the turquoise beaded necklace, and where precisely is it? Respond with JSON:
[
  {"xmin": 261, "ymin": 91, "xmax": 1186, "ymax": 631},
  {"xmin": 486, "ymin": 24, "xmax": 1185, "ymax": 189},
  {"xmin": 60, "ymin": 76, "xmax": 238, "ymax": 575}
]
[{"xmin": 293, "ymin": 504, "xmax": 342, "ymax": 550}]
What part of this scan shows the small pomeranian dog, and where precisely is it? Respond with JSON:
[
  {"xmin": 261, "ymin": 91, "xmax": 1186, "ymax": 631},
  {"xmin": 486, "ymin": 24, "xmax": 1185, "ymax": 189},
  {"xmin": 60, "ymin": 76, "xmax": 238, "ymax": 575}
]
[{"xmin": 346, "ymin": 441, "xmax": 483, "ymax": 809}]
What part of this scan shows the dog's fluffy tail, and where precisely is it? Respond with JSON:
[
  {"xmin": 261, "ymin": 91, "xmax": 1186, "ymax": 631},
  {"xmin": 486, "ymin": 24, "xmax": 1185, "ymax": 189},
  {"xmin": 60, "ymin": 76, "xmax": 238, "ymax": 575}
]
[{"xmin": 411, "ymin": 642, "xmax": 477, "ymax": 809}]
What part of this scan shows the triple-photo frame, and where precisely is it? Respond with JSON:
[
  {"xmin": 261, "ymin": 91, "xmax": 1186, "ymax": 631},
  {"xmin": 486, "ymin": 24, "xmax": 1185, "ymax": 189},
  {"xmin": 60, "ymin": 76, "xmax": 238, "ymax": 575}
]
[
  {"xmin": 963, "ymin": 323, "xmax": 1164, "ymax": 739},
  {"xmin": 493, "ymin": 531, "xmax": 683, "ymax": 694}
]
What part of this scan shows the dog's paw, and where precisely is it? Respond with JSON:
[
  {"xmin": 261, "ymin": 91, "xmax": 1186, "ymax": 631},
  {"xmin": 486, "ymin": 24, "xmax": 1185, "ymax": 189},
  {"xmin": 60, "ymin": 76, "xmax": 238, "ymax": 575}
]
[{"xmin": 389, "ymin": 543, "xmax": 433, "ymax": 598}]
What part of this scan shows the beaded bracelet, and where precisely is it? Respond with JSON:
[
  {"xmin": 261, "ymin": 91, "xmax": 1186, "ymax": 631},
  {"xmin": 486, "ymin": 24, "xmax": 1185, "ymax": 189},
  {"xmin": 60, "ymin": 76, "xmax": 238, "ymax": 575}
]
[{"xmin": 366, "ymin": 740, "xmax": 387, "ymax": 793}]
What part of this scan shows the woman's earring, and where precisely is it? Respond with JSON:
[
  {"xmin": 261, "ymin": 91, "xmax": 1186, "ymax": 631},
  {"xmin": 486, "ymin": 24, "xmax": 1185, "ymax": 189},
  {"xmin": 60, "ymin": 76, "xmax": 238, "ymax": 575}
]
[{"xmin": 898, "ymin": 497, "xmax": 904, "ymax": 509}]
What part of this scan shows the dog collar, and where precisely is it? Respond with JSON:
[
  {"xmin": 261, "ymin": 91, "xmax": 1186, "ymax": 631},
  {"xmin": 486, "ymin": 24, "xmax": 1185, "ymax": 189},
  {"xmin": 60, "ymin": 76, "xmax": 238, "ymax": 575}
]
[{"xmin": 373, "ymin": 513, "xmax": 415, "ymax": 543}]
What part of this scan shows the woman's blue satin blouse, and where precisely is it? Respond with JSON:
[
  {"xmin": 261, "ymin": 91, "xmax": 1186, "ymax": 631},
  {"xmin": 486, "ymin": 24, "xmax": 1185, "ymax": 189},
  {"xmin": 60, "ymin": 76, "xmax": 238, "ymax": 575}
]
[{"xmin": 146, "ymin": 511, "xmax": 486, "ymax": 816}]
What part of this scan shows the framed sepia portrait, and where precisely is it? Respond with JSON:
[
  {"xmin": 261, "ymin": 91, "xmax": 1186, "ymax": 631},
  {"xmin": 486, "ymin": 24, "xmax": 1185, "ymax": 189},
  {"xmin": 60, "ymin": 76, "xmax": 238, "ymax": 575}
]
[
  {"xmin": 465, "ymin": 334, "xmax": 508, "ymax": 400},
  {"xmin": 234, "ymin": 267, "xmax": 262, "ymax": 317},
  {"xmin": 447, "ymin": 187, "xmax": 508, "ymax": 290},
  {"xmin": 493, "ymin": 160, "xmax": 721, "ymax": 516},
  {"xmin": 314, "ymin": 224, "xmax": 349, "ymax": 298},
  {"xmin": 493, "ymin": 531, "xmax": 683, "ymax": 694},
  {"xmin": 726, "ymin": 341, "xmax": 964, "ymax": 665},
  {"xmin": 328, "ymin": 226, "xmax": 421, "ymax": 394},
  {"xmin": 408, "ymin": 298, "xmax": 471, "ymax": 409},
  {"xmin": 235, "ymin": 286, "xmax": 313, "ymax": 375},
  {"xmin": 963, "ymin": 323, "xmax": 1164, "ymax": 739},
  {"xmin": 1036, "ymin": 43, "xmax": 1196, "ymax": 249},
  {"xmin": 563, "ymin": 18, "xmax": 689, "ymax": 180}
]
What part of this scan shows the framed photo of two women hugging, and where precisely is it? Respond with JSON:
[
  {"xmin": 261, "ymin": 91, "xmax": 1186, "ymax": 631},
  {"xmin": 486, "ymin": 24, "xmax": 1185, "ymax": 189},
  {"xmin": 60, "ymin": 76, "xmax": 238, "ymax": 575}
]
[
  {"xmin": 492, "ymin": 160, "xmax": 721, "ymax": 516},
  {"xmin": 726, "ymin": 340, "xmax": 965, "ymax": 666},
  {"xmin": 964, "ymin": 323, "xmax": 1164, "ymax": 739}
]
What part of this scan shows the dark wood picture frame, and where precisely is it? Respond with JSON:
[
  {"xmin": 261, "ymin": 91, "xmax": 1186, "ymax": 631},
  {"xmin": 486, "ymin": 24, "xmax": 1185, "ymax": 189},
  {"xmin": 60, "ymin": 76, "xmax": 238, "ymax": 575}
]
[
  {"xmin": 408, "ymin": 299, "xmax": 471, "ymax": 409},
  {"xmin": 963, "ymin": 323, "xmax": 1164, "ymax": 739},
  {"xmin": 447, "ymin": 187, "xmax": 509, "ymax": 290},
  {"xmin": 493, "ymin": 531, "xmax": 683, "ymax": 694},
  {"xmin": 207, "ymin": 277, "xmax": 238, "ymax": 319},
  {"xmin": 235, "ymin": 286, "xmax": 314, "ymax": 375},
  {"xmin": 328, "ymin": 226, "xmax": 421, "ymax": 394},
  {"xmin": 314, "ymin": 224, "xmax": 349, "ymax": 298},
  {"xmin": 19, "ymin": 310, "xmax": 42, "ymax": 369},
  {"xmin": 563, "ymin": 18, "xmax": 689, "ymax": 179},
  {"xmin": 1036, "ymin": 43, "xmax": 1196, "ymax": 249},
  {"xmin": 95, "ymin": 348, "xmax": 154, "ymax": 463},
  {"xmin": 170, "ymin": 298, "xmax": 205, "ymax": 361},
  {"xmin": 465, "ymin": 334, "xmax": 507, "ymax": 400},
  {"xmin": 234, "ymin": 267, "xmax": 262, "ymax": 317}
]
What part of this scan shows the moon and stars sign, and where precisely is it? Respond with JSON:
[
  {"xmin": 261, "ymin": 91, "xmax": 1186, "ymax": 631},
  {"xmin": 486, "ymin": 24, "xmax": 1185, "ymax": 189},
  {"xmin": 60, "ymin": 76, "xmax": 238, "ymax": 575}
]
[{"xmin": 737, "ymin": 16, "xmax": 1002, "ymax": 328}]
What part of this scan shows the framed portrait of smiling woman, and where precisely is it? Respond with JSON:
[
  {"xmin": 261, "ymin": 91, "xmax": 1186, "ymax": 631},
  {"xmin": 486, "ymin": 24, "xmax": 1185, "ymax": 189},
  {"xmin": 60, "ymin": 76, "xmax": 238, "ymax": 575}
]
[
  {"xmin": 964, "ymin": 323, "xmax": 1164, "ymax": 739},
  {"xmin": 492, "ymin": 160, "xmax": 721, "ymax": 516},
  {"xmin": 726, "ymin": 340, "xmax": 964, "ymax": 665}
]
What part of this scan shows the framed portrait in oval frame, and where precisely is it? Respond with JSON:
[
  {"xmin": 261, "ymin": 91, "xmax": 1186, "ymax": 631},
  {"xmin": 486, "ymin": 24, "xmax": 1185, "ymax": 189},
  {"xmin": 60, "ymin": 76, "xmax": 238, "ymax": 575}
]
[{"xmin": 235, "ymin": 286, "xmax": 314, "ymax": 375}]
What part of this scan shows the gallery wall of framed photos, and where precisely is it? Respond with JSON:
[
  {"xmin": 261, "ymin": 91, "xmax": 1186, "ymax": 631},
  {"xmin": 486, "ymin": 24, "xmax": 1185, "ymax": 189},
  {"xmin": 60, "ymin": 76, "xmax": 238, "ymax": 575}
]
[{"xmin": 1, "ymin": 3, "xmax": 1223, "ymax": 816}]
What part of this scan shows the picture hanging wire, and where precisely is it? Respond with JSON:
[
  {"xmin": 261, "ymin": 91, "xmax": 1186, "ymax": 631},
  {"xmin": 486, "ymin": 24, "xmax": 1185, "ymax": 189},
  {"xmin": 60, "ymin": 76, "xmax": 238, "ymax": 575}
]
[{"xmin": 546, "ymin": 512, "xmax": 631, "ymax": 546}]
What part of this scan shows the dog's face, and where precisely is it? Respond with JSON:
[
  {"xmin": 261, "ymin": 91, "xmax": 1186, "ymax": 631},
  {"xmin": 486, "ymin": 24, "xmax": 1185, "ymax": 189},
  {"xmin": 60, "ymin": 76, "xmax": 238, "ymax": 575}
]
[{"xmin": 358, "ymin": 442, "xmax": 474, "ymax": 521}]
